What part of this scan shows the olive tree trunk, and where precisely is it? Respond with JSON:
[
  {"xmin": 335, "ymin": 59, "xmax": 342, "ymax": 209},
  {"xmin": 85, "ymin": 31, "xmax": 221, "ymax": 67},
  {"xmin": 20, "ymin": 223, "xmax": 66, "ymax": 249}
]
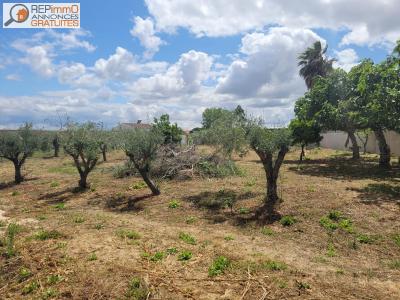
[
  {"xmin": 374, "ymin": 129, "xmax": 391, "ymax": 168},
  {"xmin": 78, "ymin": 171, "xmax": 89, "ymax": 189},
  {"xmin": 71, "ymin": 155, "xmax": 98, "ymax": 189},
  {"xmin": 53, "ymin": 138, "xmax": 60, "ymax": 157},
  {"xmin": 347, "ymin": 130, "xmax": 360, "ymax": 160},
  {"xmin": 138, "ymin": 168, "xmax": 160, "ymax": 195},
  {"xmin": 255, "ymin": 145, "xmax": 288, "ymax": 220},
  {"xmin": 13, "ymin": 161, "xmax": 23, "ymax": 184},
  {"xmin": 101, "ymin": 145, "xmax": 107, "ymax": 162},
  {"xmin": 54, "ymin": 145, "xmax": 59, "ymax": 157}
]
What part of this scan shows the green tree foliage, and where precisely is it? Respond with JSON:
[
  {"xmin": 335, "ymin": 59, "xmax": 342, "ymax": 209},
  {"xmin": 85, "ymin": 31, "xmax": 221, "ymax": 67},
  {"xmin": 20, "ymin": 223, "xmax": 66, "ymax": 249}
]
[
  {"xmin": 201, "ymin": 107, "xmax": 232, "ymax": 129},
  {"xmin": 121, "ymin": 128, "xmax": 163, "ymax": 195},
  {"xmin": 33, "ymin": 131, "xmax": 61, "ymax": 157},
  {"xmin": 295, "ymin": 69, "xmax": 363, "ymax": 159},
  {"xmin": 351, "ymin": 57, "xmax": 400, "ymax": 167},
  {"xmin": 36, "ymin": 131, "xmax": 52, "ymax": 153},
  {"xmin": 153, "ymin": 114, "xmax": 183, "ymax": 144},
  {"xmin": 0, "ymin": 123, "xmax": 37, "ymax": 184},
  {"xmin": 196, "ymin": 109, "xmax": 247, "ymax": 158},
  {"xmin": 63, "ymin": 123, "xmax": 102, "ymax": 189},
  {"xmin": 234, "ymin": 105, "xmax": 246, "ymax": 124},
  {"xmin": 298, "ymin": 41, "xmax": 335, "ymax": 89},
  {"xmin": 289, "ymin": 119, "xmax": 322, "ymax": 161},
  {"xmin": 247, "ymin": 124, "xmax": 291, "ymax": 220},
  {"xmin": 98, "ymin": 126, "xmax": 113, "ymax": 162}
]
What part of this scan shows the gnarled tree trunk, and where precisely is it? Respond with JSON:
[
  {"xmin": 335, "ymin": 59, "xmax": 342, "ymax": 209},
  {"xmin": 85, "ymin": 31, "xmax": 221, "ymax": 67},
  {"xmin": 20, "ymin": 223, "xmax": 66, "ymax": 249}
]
[
  {"xmin": 101, "ymin": 145, "xmax": 107, "ymax": 162},
  {"xmin": 129, "ymin": 157, "xmax": 160, "ymax": 195},
  {"xmin": 53, "ymin": 138, "xmax": 60, "ymax": 157},
  {"xmin": 138, "ymin": 167, "xmax": 160, "ymax": 195},
  {"xmin": 347, "ymin": 130, "xmax": 360, "ymax": 160},
  {"xmin": 374, "ymin": 129, "xmax": 391, "ymax": 168},
  {"xmin": 255, "ymin": 145, "xmax": 288, "ymax": 220},
  {"xmin": 78, "ymin": 171, "xmax": 89, "ymax": 189},
  {"xmin": 13, "ymin": 161, "xmax": 23, "ymax": 184}
]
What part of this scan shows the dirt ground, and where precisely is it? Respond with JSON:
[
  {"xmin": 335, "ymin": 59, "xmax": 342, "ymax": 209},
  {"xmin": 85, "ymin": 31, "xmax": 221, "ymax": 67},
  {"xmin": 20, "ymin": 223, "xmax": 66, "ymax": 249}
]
[{"xmin": 0, "ymin": 148, "xmax": 399, "ymax": 299}]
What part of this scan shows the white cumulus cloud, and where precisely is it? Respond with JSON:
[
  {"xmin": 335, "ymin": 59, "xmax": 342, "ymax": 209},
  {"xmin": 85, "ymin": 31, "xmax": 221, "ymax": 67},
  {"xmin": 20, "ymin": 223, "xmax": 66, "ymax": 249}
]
[{"xmin": 130, "ymin": 17, "xmax": 165, "ymax": 58}]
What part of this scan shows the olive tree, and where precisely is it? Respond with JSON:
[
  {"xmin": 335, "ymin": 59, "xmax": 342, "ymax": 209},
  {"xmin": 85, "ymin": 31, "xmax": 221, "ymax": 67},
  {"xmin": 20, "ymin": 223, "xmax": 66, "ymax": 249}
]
[
  {"xmin": 52, "ymin": 133, "xmax": 61, "ymax": 157},
  {"xmin": 247, "ymin": 125, "xmax": 291, "ymax": 220},
  {"xmin": 122, "ymin": 128, "xmax": 163, "ymax": 195},
  {"xmin": 0, "ymin": 123, "xmax": 37, "ymax": 184},
  {"xmin": 63, "ymin": 123, "xmax": 102, "ymax": 189},
  {"xmin": 196, "ymin": 109, "xmax": 248, "ymax": 158}
]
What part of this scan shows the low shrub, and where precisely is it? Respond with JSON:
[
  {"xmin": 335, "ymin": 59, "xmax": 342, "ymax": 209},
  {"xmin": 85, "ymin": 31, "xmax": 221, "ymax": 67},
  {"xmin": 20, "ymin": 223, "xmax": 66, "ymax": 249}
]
[
  {"xmin": 179, "ymin": 232, "xmax": 196, "ymax": 245},
  {"xmin": 73, "ymin": 215, "xmax": 85, "ymax": 224},
  {"xmin": 262, "ymin": 260, "xmax": 287, "ymax": 271},
  {"xmin": 168, "ymin": 199, "xmax": 180, "ymax": 209},
  {"xmin": 319, "ymin": 211, "xmax": 354, "ymax": 233},
  {"xmin": 261, "ymin": 227, "xmax": 274, "ymax": 236},
  {"xmin": 166, "ymin": 247, "xmax": 178, "ymax": 255},
  {"xmin": 112, "ymin": 160, "xmax": 137, "ymax": 178},
  {"xmin": 88, "ymin": 253, "xmax": 98, "ymax": 261},
  {"xmin": 238, "ymin": 207, "xmax": 250, "ymax": 214},
  {"xmin": 18, "ymin": 267, "xmax": 32, "ymax": 282},
  {"xmin": 150, "ymin": 251, "xmax": 165, "ymax": 262},
  {"xmin": 357, "ymin": 234, "xmax": 375, "ymax": 244},
  {"xmin": 319, "ymin": 216, "xmax": 338, "ymax": 231},
  {"xmin": 196, "ymin": 158, "xmax": 243, "ymax": 178},
  {"xmin": 326, "ymin": 243, "xmax": 336, "ymax": 257},
  {"xmin": 185, "ymin": 216, "xmax": 196, "ymax": 224},
  {"xmin": 4, "ymin": 223, "xmax": 22, "ymax": 257},
  {"xmin": 53, "ymin": 203, "xmax": 65, "ymax": 210},
  {"xmin": 178, "ymin": 250, "xmax": 192, "ymax": 261},
  {"xmin": 393, "ymin": 234, "xmax": 400, "ymax": 247},
  {"xmin": 131, "ymin": 182, "xmax": 147, "ymax": 190},
  {"xmin": 389, "ymin": 260, "xmax": 400, "ymax": 269},
  {"xmin": 41, "ymin": 288, "xmax": 58, "ymax": 299},
  {"xmin": 280, "ymin": 216, "xmax": 296, "ymax": 226},
  {"xmin": 209, "ymin": 256, "xmax": 231, "ymax": 276},
  {"xmin": 116, "ymin": 229, "xmax": 140, "ymax": 240},
  {"xmin": 126, "ymin": 277, "xmax": 148, "ymax": 300},
  {"xmin": 47, "ymin": 274, "xmax": 63, "ymax": 284},
  {"xmin": 190, "ymin": 189, "xmax": 237, "ymax": 210},
  {"xmin": 33, "ymin": 230, "xmax": 64, "ymax": 241},
  {"xmin": 22, "ymin": 281, "xmax": 39, "ymax": 295}
]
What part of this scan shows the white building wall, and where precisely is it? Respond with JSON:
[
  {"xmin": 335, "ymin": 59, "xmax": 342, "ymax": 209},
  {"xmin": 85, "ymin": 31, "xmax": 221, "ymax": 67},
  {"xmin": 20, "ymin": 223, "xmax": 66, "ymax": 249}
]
[{"xmin": 321, "ymin": 130, "xmax": 400, "ymax": 156}]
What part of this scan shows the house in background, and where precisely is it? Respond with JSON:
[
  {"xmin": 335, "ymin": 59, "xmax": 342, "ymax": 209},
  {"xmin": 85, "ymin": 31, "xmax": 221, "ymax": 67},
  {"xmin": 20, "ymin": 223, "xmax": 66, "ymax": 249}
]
[{"xmin": 118, "ymin": 120, "xmax": 152, "ymax": 130}]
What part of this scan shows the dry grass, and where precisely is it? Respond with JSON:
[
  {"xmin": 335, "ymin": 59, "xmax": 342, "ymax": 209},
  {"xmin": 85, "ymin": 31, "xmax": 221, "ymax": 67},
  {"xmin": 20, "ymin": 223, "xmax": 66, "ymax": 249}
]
[{"xmin": 0, "ymin": 148, "xmax": 399, "ymax": 299}]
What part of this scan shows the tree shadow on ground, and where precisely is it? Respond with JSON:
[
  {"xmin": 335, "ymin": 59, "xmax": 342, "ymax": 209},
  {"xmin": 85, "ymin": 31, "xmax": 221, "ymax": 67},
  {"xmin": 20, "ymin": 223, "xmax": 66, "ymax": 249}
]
[
  {"xmin": 37, "ymin": 186, "xmax": 85, "ymax": 204},
  {"xmin": 103, "ymin": 194, "xmax": 154, "ymax": 212},
  {"xmin": 182, "ymin": 189, "xmax": 263, "ymax": 226},
  {"xmin": 348, "ymin": 183, "xmax": 400, "ymax": 206},
  {"xmin": 286, "ymin": 156, "xmax": 400, "ymax": 182},
  {"xmin": 0, "ymin": 177, "xmax": 40, "ymax": 190}
]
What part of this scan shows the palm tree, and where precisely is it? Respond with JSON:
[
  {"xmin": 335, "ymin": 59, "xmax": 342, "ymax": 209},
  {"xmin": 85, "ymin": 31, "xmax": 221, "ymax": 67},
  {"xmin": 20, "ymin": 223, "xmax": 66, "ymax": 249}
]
[{"xmin": 298, "ymin": 41, "xmax": 335, "ymax": 89}]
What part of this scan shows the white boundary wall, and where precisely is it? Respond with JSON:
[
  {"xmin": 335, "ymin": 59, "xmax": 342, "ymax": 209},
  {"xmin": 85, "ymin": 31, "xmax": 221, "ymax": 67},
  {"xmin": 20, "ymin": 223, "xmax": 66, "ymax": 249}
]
[{"xmin": 320, "ymin": 130, "xmax": 400, "ymax": 156}]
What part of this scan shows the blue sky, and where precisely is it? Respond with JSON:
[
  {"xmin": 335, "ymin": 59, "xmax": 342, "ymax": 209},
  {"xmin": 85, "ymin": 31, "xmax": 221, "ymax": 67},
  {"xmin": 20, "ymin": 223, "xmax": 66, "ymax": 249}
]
[{"xmin": 0, "ymin": 0, "xmax": 399, "ymax": 129}]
